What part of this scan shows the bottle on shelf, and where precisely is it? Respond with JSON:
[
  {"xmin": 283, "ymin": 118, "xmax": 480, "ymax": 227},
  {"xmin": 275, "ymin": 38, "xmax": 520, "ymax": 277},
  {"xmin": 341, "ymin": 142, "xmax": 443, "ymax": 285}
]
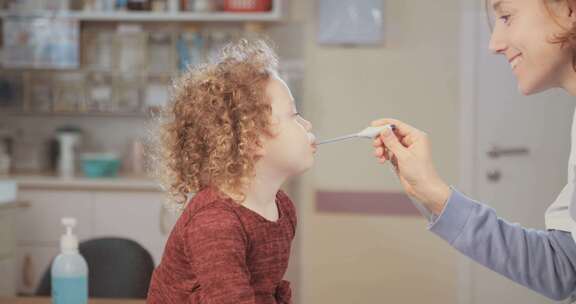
[
  {"xmin": 177, "ymin": 27, "xmax": 204, "ymax": 70},
  {"xmin": 151, "ymin": 0, "xmax": 167, "ymax": 11},
  {"xmin": 193, "ymin": 0, "xmax": 213, "ymax": 12},
  {"xmin": 127, "ymin": 0, "xmax": 150, "ymax": 11},
  {"xmin": 223, "ymin": 0, "xmax": 271, "ymax": 12},
  {"xmin": 0, "ymin": 143, "xmax": 11, "ymax": 176}
]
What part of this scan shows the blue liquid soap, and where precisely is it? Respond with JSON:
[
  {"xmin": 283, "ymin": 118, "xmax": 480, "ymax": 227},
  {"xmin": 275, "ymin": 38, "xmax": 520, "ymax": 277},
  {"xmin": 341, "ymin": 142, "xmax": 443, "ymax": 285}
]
[
  {"xmin": 52, "ymin": 276, "xmax": 88, "ymax": 304},
  {"xmin": 51, "ymin": 218, "xmax": 88, "ymax": 304}
]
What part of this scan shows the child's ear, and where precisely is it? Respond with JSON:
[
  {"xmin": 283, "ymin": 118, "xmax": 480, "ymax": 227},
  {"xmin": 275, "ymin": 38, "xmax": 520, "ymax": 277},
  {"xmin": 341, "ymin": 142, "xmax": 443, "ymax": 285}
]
[{"xmin": 254, "ymin": 142, "xmax": 267, "ymax": 157}]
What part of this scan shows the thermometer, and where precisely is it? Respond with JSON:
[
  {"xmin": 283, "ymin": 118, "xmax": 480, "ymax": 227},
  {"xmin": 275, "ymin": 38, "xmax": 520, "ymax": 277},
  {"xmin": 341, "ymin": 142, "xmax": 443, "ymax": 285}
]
[
  {"xmin": 314, "ymin": 124, "xmax": 434, "ymax": 220},
  {"xmin": 315, "ymin": 124, "xmax": 396, "ymax": 145}
]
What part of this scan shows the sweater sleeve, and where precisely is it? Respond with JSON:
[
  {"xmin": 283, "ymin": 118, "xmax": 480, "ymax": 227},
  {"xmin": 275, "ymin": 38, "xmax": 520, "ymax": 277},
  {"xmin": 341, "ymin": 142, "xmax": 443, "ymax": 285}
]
[
  {"xmin": 185, "ymin": 207, "xmax": 256, "ymax": 304},
  {"xmin": 429, "ymin": 188, "xmax": 576, "ymax": 301}
]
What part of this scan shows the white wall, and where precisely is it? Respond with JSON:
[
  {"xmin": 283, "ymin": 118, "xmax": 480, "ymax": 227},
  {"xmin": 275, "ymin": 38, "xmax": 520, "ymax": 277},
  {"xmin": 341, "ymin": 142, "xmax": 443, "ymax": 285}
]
[{"xmin": 287, "ymin": 0, "xmax": 463, "ymax": 302}]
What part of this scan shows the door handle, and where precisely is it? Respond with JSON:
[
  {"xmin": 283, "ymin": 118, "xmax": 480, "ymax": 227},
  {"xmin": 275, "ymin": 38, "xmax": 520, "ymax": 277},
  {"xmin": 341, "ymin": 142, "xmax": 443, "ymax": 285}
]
[
  {"xmin": 487, "ymin": 170, "xmax": 502, "ymax": 182},
  {"xmin": 487, "ymin": 146, "xmax": 530, "ymax": 159}
]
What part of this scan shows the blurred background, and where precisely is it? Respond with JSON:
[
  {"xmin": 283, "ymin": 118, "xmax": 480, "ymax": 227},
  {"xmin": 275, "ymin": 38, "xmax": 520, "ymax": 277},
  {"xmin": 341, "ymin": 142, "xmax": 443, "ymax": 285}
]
[{"xmin": 0, "ymin": 0, "xmax": 573, "ymax": 303}]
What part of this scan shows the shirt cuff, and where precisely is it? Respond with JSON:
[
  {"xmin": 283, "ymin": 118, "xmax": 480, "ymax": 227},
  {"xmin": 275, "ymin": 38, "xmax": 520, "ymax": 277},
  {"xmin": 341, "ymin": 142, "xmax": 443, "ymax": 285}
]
[{"xmin": 428, "ymin": 187, "xmax": 478, "ymax": 245}]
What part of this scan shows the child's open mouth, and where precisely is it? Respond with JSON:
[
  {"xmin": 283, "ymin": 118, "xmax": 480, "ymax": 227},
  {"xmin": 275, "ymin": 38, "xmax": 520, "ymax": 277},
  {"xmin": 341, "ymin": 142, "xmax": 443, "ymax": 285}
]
[{"xmin": 308, "ymin": 133, "xmax": 318, "ymax": 153}]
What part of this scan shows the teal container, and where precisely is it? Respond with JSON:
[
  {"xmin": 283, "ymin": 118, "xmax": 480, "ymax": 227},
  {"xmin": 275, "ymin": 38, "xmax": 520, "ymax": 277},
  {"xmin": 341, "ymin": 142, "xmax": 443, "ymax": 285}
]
[{"xmin": 80, "ymin": 153, "xmax": 121, "ymax": 178}]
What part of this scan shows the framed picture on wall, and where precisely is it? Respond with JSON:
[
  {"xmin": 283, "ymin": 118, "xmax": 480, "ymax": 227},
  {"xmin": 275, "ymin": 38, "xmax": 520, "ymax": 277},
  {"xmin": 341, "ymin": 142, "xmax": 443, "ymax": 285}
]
[{"xmin": 317, "ymin": 0, "xmax": 384, "ymax": 46}]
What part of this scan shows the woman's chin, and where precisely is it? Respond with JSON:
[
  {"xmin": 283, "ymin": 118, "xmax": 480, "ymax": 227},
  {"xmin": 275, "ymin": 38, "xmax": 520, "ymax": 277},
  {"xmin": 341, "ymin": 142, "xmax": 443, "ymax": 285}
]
[
  {"xmin": 518, "ymin": 85, "xmax": 534, "ymax": 96},
  {"xmin": 517, "ymin": 77, "xmax": 552, "ymax": 96}
]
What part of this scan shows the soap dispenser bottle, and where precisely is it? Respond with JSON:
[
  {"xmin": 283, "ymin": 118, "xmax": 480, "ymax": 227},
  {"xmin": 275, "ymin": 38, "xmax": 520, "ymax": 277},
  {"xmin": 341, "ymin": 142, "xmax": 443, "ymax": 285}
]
[{"xmin": 51, "ymin": 218, "xmax": 88, "ymax": 304}]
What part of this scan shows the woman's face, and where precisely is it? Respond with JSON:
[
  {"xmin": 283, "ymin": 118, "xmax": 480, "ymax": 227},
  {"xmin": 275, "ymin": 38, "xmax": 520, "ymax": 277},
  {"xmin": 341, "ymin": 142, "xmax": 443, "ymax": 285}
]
[{"xmin": 489, "ymin": 0, "xmax": 576, "ymax": 95}]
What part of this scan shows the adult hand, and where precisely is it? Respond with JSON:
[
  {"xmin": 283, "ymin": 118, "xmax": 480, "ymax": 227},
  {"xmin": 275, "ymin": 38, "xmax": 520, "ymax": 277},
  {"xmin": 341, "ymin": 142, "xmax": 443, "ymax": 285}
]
[{"xmin": 372, "ymin": 118, "xmax": 451, "ymax": 215}]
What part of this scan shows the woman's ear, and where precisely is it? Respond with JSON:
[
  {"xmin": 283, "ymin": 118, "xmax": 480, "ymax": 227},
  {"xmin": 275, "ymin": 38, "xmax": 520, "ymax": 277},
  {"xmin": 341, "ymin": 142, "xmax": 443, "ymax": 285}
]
[
  {"xmin": 553, "ymin": 1, "xmax": 576, "ymax": 27},
  {"xmin": 566, "ymin": 0, "xmax": 576, "ymax": 19}
]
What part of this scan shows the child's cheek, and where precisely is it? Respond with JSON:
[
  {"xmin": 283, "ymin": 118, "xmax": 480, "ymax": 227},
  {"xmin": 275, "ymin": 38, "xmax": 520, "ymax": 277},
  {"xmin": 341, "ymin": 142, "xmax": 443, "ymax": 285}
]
[{"xmin": 292, "ymin": 123, "xmax": 309, "ymax": 145}]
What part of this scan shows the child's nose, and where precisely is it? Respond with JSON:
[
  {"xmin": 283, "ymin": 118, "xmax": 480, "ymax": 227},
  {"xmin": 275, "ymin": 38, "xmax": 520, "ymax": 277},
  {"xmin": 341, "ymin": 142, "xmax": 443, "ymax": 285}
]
[{"xmin": 303, "ymin": 119, "xmax": 313, "ymax": 131}]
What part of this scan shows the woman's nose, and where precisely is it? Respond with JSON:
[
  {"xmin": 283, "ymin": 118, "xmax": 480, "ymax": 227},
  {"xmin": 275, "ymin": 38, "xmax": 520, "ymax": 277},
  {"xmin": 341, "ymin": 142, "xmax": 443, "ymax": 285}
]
[{"xmin": 489, "ymin": 28, "xmax": 507, "ymax": 54}]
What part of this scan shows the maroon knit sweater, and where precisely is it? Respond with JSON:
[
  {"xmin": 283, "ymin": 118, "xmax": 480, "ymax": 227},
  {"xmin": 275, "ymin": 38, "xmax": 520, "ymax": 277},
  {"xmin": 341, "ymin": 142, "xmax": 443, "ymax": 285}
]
[{"xmin": 147, "ymin": 187, "xmax": 296, "ymax": 304}]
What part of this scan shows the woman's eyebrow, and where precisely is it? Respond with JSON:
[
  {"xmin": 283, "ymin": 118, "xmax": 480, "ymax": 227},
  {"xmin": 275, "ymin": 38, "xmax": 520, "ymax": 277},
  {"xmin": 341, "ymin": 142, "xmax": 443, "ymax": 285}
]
[{"xmin": 492, "ymin": 0, "xmax": 509, "ymax": 13}]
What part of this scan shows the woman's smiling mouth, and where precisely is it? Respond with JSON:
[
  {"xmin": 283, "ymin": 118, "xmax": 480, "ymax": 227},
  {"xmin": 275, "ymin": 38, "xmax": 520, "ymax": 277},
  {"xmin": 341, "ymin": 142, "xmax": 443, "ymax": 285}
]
[{"xmin": 509, "ymin": 53, "xmax": 523, "ymax": 70}]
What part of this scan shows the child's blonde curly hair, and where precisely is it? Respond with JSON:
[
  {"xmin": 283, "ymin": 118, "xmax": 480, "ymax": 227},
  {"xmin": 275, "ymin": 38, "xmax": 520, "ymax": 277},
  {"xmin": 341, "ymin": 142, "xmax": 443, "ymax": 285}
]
[{"xmin": 153, "ymin": 39, "xmax": 279, "ymax": 208}]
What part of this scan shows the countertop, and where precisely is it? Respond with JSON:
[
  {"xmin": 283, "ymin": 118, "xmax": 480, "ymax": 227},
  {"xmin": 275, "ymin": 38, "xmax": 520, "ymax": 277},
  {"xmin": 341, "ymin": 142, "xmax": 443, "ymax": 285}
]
[
  {"xmin": 1, "ymin": 173, "xmax": 162, "ymax": 192},
  {"xmin": 0, "ymin": 200, "xmax": 25, "ymax": 211}
]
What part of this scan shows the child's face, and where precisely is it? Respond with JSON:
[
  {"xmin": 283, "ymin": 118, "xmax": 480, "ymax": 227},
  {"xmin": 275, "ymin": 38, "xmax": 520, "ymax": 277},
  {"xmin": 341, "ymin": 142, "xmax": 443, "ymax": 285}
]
[{"xmin": 258, "ymin": 75, "xmax": 316, "ymax": 177}]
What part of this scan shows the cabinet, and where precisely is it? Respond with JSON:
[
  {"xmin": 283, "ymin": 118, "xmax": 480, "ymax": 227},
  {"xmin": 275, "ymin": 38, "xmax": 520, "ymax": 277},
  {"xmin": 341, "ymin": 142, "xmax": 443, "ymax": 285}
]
[
  {"xmin": 90, "ymin": 191, "xmax": 174, "ymax": 266},
  {"xmin": 16, "ymin": 191, "xmax": 92, "ymax": 244},
  {"xmin": 13, "ymin": 189, "xmax": 177, "ymax": 295},
  {"xmin": 15, "ymin": 245, "xmax": 58, "ymax": 295},
  {"xmin": 0, "ymin": 204, "xmax": 18, "ymax": 296}
]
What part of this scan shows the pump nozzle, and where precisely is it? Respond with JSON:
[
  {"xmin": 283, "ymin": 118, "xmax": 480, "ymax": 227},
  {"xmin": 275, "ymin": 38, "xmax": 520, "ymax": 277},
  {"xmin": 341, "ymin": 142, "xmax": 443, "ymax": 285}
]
[
  {"xmin": 62, "ymin": 218, "xmax": 76, "ymax": 233},
  {"xmin": 60, "ymin": 217, "xmax": 79, "ymax": 253}
]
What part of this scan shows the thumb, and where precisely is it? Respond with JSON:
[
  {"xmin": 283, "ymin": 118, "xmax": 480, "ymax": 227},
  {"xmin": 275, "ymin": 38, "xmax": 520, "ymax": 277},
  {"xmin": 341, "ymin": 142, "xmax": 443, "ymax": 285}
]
[{"xmin": 380, "ymin": 126, "xmax": 407, "ymax": 157}]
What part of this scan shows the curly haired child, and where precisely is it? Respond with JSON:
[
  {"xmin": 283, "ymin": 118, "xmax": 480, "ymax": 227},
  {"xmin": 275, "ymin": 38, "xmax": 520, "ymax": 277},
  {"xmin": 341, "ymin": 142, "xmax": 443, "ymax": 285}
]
[{"xmin": 146, "ymin": 39, "xmax": 316, "ymax": 304}]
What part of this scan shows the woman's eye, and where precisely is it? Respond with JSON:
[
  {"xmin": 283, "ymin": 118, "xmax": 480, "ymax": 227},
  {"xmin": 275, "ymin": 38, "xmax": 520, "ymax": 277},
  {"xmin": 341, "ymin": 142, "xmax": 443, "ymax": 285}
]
[{"xmin": 499, "ymin": 14, "xmax": 511, "ymax": 24}]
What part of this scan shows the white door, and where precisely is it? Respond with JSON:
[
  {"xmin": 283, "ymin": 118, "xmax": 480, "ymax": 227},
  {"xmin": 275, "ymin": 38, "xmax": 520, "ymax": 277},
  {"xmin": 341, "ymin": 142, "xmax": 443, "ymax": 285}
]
[{"xmin": 460, "ymin": 1, "xmax": 575, "ymax": 303}]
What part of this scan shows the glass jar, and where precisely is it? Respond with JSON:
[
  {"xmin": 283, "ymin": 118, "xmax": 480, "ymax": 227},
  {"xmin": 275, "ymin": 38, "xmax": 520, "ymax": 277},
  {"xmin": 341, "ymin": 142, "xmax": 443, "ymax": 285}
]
[
  {"xmin": 114, "ymin": 29, "xmax": 147, "ymax": 74},
  {"xmin": 85, "ymin": 72, "xmax": 113, "ymax": 112},
  {"xmin": 83, "ymin": 30, "xmax": 114, "ymax": 71},
  {"xmin": 148, "ymin": 32, "xmax": 176, "ymax": 75},
  {"xmin": 52, "ymin": 72, "xmax": 85, "ymax": 112},
  {"xmin": 0, "ymin": 71, "xmax": 23, "ymax": 111},
  {"xmin": 113, "ymin": 74, "xmax": 144, "ymax": 113},
  {"xmin": 127, "ymin": 0, "xmax": 150, "ymax": 10},
  {"xmin": 27, "ymin": 72, "xmax": 53, "ymax": 112}
]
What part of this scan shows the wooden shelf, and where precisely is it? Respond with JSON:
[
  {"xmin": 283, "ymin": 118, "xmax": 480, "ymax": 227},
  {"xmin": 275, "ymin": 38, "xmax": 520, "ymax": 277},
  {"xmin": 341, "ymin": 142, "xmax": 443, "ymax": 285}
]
[
  {"xmin": 0, "ymin": 111, "xmax": 149, "ymax": 118},
  {"xmin": 0, "ymin": 11, "xmax": 281, "ymax": 22},
  {"xmin": 8, "ymin": 174, "xmax": 161, "ymax": 192},
  {"xmin": 0, "ymin": 0, "xmax": 282, "ymax": 23}
]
